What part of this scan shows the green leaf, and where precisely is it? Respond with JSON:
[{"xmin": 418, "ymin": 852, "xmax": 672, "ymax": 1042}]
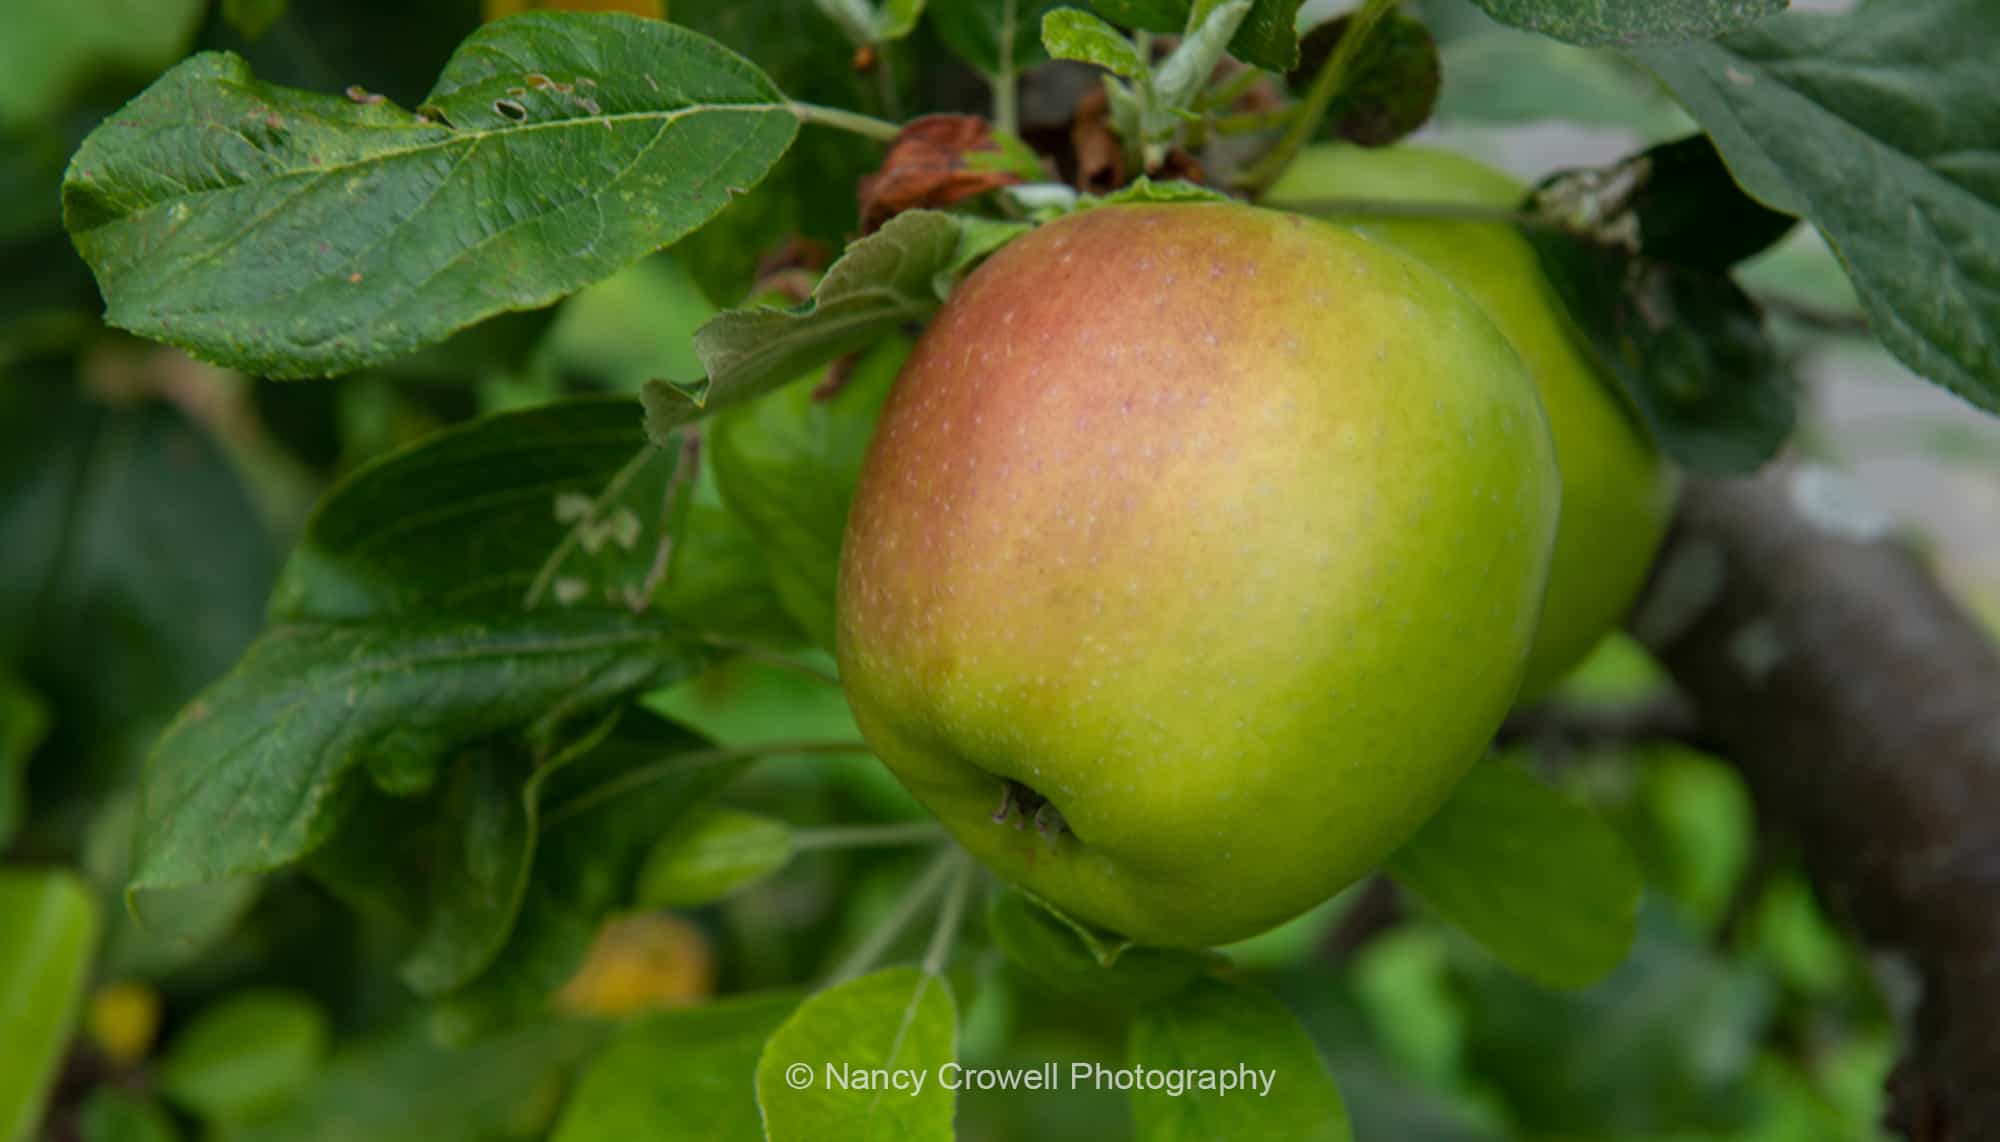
[
  {"xmin": 63, "ymin": 13, "xmax": 799, "ymax": 378},
  {"xmin": 1288, "ymin": 13, "xmax": 1441, "ymax": 147},
  {"xmin": 0, "ymin": 673, "xmax": 48, "ymax": 848},
  {"xmin": 135, "ymin": 611, "xmax": 705, "ymax": 893},
  {"xmin": 1152, "ymin": 0, "xmax": 1253, "ymax": 116},
  {"xmin": 159, "ymin": 991, "xmax": 329, "ymax": 1124},
  {"xmin": 1128, "ymin": 978, "xmax": 1351, "ymax": 1142},
  {"xmin": 136, "ymin": 400, "xmax": 716, "ymax": 894},
  {"xmin": 1090, "ymin": 176, "xmax": 1230, "ymax": 207},
  {"xmin": 1455, "ymin": 901, "xmax": 1776, "ymax": 1137},
  {"xmin": 1521, "ymin": 141, "xmax": 1799, "ymax": 473},
  {"xmin": 82, "ymin": 790, "xmax": 261, "ymax": 979},
  {"xmin": 635, "ymin": 809, "xmax": 795, "ymax": 908},
  {"xmin": 426, "ymin": 712, "xmax": 744, "ymax": 1036},
  {"xmin": 0, "ymin": 870, "xmax": 99, "ymax": 1142},
  {"xmin": 817, "ymin": 0, "xmax": 930, "ymax": 44},
  {"xmin": 931, "ymin": 0, "xmax": 1062, "ymax": 77},
  {"xmin": 987, "ymin": 888, "xmax": 1209, "ymax": 1007},
  {"xmin": 709, "ymin": 336, "xmax": 907, "ymax": 648},
  {"xmin": 396, "ymin": 744, "xmax": 538, "ymax": 994},
  {"xmin": 1042, "ymin": 8, "xmax": 1151, "ymax": 79},
  {"xmin": 756, "ymin": 966, "xmax": 957, "ymax": 1140},
  {"xmin": 1638, "ymin": 1, "xmax": 2000, "ymax": 412},
  {"xmin": 0, "ymin": 0, "xmax": 205, "ymax": 129},
  {"xmin": 226, "ymin": 1019, "xmax": 604, "ymax": 1142},
  {"xmin": 550, "ymin": 992, "xmax": 799, "ymax": 1142},
  {"xmin": 1467, "ymin": 0, "xmax": 1782, "ymax": 46},
  {"xmin": 642, "ymin": 210, "xmax": 1023, "ymax": 442},
  {"xmin": 80, "ymin": 1091, "xmax": 182, "ymax": 1142},
  {"xmin": 1091, "ymin": 0, "xmax": 1307, "ymax": 72},
  {"xmin": 1386, "ymin": 757, "xmax": 1642, "ymax": 990}
]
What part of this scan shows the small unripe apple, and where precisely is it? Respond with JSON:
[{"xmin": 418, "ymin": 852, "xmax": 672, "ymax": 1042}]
[
  {"xmin": 1267, "ymin": 144, "xmax": 1679, "ymax": 697},
  {"xmin": 836, "ymin": 203, "xmax": 1560, "ymax": 947}
]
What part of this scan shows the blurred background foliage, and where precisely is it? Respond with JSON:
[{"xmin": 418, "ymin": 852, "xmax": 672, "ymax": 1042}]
[{"xmin": 2, "ymin": 0, "xmax": 1993, "ymax": 1140}]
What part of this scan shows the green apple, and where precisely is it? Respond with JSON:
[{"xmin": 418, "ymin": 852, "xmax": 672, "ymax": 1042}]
[
  {"xmin": 835, "ymin": 203, "xmax": 1560, "ymax": 948},
  {"xmin": 1267, "ymin": 144, "xmax": 1679, "ymax": 698}
]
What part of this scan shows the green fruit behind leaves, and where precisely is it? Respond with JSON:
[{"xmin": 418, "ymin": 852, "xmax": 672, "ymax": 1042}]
[{"xmin": 1268, "ymin": 144, "xmax": 1680, "ymax": 698}]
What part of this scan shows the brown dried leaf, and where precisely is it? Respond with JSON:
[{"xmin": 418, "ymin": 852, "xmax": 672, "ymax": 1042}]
[{"xmin": 858, "ymin": 114, "xmax": 1026, "ymax": 231}]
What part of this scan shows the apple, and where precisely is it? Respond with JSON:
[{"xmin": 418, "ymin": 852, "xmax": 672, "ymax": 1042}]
[
  {"xmin": 835, "ymin": 203, "xmax": 1560, "ymax": 947},
  {"xmin": 1266, "ymin": 144, "xmax": 1680, "ymax": 697}
]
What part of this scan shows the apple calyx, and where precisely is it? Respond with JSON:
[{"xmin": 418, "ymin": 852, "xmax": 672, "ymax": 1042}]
[{"xmin": 992, "ymin": 779, "xmax": 1070, "ymax": 842}]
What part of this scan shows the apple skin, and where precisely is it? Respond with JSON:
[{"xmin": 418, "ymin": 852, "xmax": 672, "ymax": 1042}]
[
  {"xmin": 835, "ymin": 203, "xmax": 1560, "ymax": 948},
  {"xmin": 1267, "ymin": 144, "xmax": 1679, "ymax": 698}
]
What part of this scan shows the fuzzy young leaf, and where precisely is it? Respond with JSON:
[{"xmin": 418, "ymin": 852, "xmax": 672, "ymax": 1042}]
[
  {"xmin": 552, "ymin": 993, "xmax": 799, "ymax": 1142},
  {"xmin": 642, "ymin": 210, "xmax": 1024, "ymax": 442},
  {"xmin": 1129, "ymin": 979, "xmax": 1351, "ymax": 1141},
  {"xmin": 1387, "ymin": 757, "xmax": 1642, "ymax": 990},
  {"xmin": 932, "ymin": 0, "xmax": 1062, "ymax": 77},
  {"xmin": 1468, "ymin": 0, "xmax": 1783, "ymax": 46},
  {"xmin": 1091, "ymin": 0, "xmax": 1307, "ymax": 71},
  {"xmin": 0, "ymin": 871, "xmax": 98, "ymax": 1142},
  {"xmin": 62, "ymin": 13, "xmax": 798, "ymax": 378},
  {"xmin": 1639, "ymin": 0, "xmax": 2000, "ymax": 412},
  {"xmin": 756, "ymin": 967, "xmax": 956, "ymax": 1139},
  {"xmin": 1152, "ymin": 0, "xmax": 1252, "ymax": 115},
  {"xmin": 1041, "ymin": 8, "xmax": 1150, "ymax": 79}
]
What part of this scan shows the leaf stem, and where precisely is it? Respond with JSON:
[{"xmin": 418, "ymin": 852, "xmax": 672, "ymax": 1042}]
[
  {"xmin": 791, "ymin": 102, "xmax": 903, "ymax": 143},
  {"xmin": 792, "ymin": 821, "xmax": 949, "ymax": 852},
  {"xmin": 1236, "ymin": 0, "xmax": 1397, "ymax": 192},
  {"xmin": 538, "ymin": 739, "xmax": 867, "ymax": 829},
  {"xmin": 825, "ymin": 847, "xmax": 961, "ymax": 985},
  {"xmin": 922, "ymin": 854, "xmax": 977, "ymax": 977},
  {"xmin": 993, "ymin": 0, "xmax": 1020, "ymax": 136}
]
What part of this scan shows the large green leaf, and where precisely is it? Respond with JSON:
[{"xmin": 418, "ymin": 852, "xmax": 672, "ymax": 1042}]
[
  {"xmin": 0, "ymin": 870, "xmax": 100, "ymax": 1142},
  {"xmin": 1128, "ymin": 978, "xmax": 1351, "ymax": 1141},
  {"xmin": 135, "ymin": 400, "xmax": 717, "ymax": 893},
  {"xmin": 709, "ymin": 337, "xmax": 906, "ymax": 649},
  {"xmin": 1387, "ymin": 757, "xmax": 1642, "ymax": 989},
  {"xmin": 63, "ymin": 13, "xmax": 799, "ymax": 378},
  {"xmin": 1639, "ymin": 0, "xmax": 2000, "ymax": 412},
  {"xmin": 756, "ymin": 966, "xmax": 957, "ymax": 1141},
  {"xmin": 1467, "ymin": 0, "xmax": 1782, "ymax": 46},
  {"xmin": 550, "ymin": 992, "xmax": 800, "ymax": 1142}
]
